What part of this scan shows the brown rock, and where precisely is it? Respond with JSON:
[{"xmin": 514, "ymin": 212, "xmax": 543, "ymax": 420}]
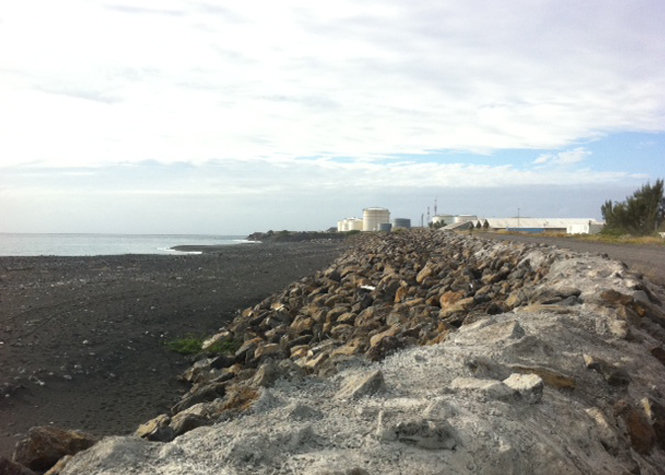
[
  {"xmin": 171, "ymin": 382, "xmax": 227, "ymax": 414},
  {"xmin": 355, "ymin": 307, "xmax": 380, "ymax": 327},
  {"xmin": 290, "ymin": 344, "xmax": 310, "ymax": 359},
  {"xmin": 326, "ymin": 306, "xmax": 350, "ymax": 323},
  {"xmin": 254, "ymin": 342, "xmax": 283, "ymax": 361},
  {"xmin": 614, "ymin": 400, "xmax": 656, "ymax": 455},
  {"xmin": 335, "ymin": 370, "xmax": 386, "ymax": 400},
  {"xmin": 616, "ymin": 305, "xmax": 642, "ymax": 327},
  {"xmin": 405, "ymin": 298, "xmax": 425, "ymax": 307},
  {"xmin": 218, "ymin": 384, "xmax": 260, "ymax": 414},
  {"xmin": 425, "ymin": 327, "xmax": 450, "ymax": 345},
  {"xmin": 234, "ymin": 337, "xmax": 264, "ymax": 363},
  {"xmin": 180, "ymin": 357, "xmax": 215, "ymax": 384},
  {"xmin": 290, "ymin": 315, "xmax": 316, "ymax": 335},
  {"xmin": 600, "ymin": 289, "xmax": 633, "ymax": 306},
  {"xmin": 13, "ymin": 426, "xmax": 97, "ymax": 473},
  {"xmin": 330, "ymin": 324, "xmax": 354, "ymax": 340},
  {"xmin": 481, "ymin": 270, "xmax": 509, "ymax": 285},
  {"xmin": 251, "ymin": 361, "xmax": 279, "ymax": 387},
  {"xmin": 394, "ymin": 285, "xmax": 409, "ymax": 303},
  {"xmin": 170, "ymin": 413, "xmax": 210, "ymax": 437},
  {"xmin": 641, "ymin": 397, "xmax": 665, "ymax": 450},
  {"xmin": 439, "ymin": 291, "xmax": 465, "ymax": 307},
  {"xmin": 505, "ymin": 288, "xmax": 530, "ymax": 308},
  {"xmin": 439, "ymin": 297, "xmax": 475, "ymax": 320},
  {"xmin": 509, "ymin": 365, "xmax": 576, "ymax": 389},
  {"xmin": 416, "ymin": 265, "xmax": 434, "ymax": 284},
  {"xmin": 369, "ymin": 325, "xmax": 401, "ymax": 348},
  {"xmin": 336, "ymin": 312, "xmax": 357, "ymax": 324},
  {"xmin": 366, "ymin": 335, "xmax": 407, "ymax": 361},
  {"xmin": 0, "ymin": 457, "xmax": 36, "ymax": 475},
  {"xmin": 135, "ymin": 414, "xmax": 174, "ymax": 442},
  {"xmin": 296, "ymin": 351, "xmax": 330, "ymax": 371},
  {"xmin": 331, "ymin": 338, "xmax": 366, "ymax": 356}
]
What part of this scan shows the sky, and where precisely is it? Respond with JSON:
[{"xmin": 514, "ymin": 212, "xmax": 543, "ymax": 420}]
[{"xmin": 1, "ymin": 0, "xmax": 664, "ymax": 234}]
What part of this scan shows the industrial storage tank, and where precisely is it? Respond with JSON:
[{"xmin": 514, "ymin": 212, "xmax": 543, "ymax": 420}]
[
  {"xmin": 392, "ymin": 218, "xmax": 411, "ymax": 230},
  {"xmin": 363, "ymin": 207, "xmax": 390, "ymax": 231},
  {"xmin": 338, "ymin": 218, "xmax": 363, "ymax": 232},
  {"xmin": 379, "ymin": 223, "xmax": 392, "ymax": 232},
  {"xmin": 346, "ymin": 218, "xmax": 363, "ymax": 231},
  {"xmin": 454, "ymin": 214, "xmax": 478, "ymax": 224}
]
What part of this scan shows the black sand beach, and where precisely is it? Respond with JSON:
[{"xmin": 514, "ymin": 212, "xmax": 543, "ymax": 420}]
[{"xmin": 0, "ymin": 241, "xmax": 344, "ymax": 458}]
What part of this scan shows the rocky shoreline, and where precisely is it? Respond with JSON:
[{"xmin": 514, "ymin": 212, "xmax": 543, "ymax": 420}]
[
  {"xmin": 0, "ymin": 241, "xmax": 345, "ymax": 467},
  {"xmin": 5, "ymin": 230, "xmax": 665, "ymax": 474}
]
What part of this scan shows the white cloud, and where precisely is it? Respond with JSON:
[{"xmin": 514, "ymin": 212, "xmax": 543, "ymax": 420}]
[
  {"xmin": 0, "ymin": 156, "xmax": 646, "ymax": 233},
  {"xmin": 0, "ymin": 1, "xmax": 663, "ymax": 233},
  {"xmin": 0, "ymin": 0, "xmax": 664, "ymax": 169},
  {"xmin": 533, "ymin": 147, "xmax": 592, "ymax": 166}
]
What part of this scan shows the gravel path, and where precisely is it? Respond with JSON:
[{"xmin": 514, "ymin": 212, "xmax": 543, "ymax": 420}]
[
  {"xmin": 0, "ymin": 242, "xmax": 344, "ymax": 458},
  {"xmin": 474, "ymin": 232, "xmax": 665, "ymax": 287}
]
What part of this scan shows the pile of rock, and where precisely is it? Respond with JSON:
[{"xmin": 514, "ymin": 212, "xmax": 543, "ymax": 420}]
[
  {"xmin": 54, "ymin": 241, "xmax": 665, "ymax": 474},
  {"xmin": 135, "ymin": 229, "xmax": 665, "ymax": 445},
  {"xmin": 14, "ymin": 229, "xmax": 665, "ymax": 474}
]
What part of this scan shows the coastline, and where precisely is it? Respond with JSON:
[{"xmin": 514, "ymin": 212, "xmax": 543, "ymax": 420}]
[{"xmin": 0, "ymin": 240, "xmax": 344, "ymax": 458}]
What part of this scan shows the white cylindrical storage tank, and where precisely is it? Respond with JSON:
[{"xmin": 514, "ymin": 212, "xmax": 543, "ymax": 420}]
[
  {"xmin": 432, "ymin": 215, "xmax": 454, "ymax": 226},
  {"xmin": 337, "ymin": 220, "xmax": 345, "ymax": 232},
  {"xmin": 347, "ymin": 218, "xmax": 363, "ymax": 231},
  {"xmin": 363, "ymin": 207, "xmax": 390, "ymax": 231},
  {"xmin": 454, "ymin": 214, "xmax": 478, "ymax": 224},
  {"xmin": 392, "ymin": 218, "xmax": 411, "ymax": 230}
]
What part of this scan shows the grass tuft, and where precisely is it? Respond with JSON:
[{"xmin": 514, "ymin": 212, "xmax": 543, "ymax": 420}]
[{"xmin": 165, "ymin": 336, "xmax": 204, "ymax": 355}]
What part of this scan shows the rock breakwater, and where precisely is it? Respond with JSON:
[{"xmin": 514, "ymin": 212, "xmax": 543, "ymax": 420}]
[{"xmin": 29, "ymin": 230, "xmax": 665, "ymax": 474}]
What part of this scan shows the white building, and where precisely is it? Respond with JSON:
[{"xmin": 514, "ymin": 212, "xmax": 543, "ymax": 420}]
[{"xmin": 467, "ymin": 218, "xmax": 604, "ymax": 234}]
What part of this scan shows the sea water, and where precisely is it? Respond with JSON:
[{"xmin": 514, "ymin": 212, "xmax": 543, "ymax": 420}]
[{"xmin": 0, "ymin": 233, "xmax": 249, "ymax": 256}]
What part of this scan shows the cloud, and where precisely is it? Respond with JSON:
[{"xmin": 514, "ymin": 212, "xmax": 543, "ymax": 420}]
[
  {"xmin": 102, "ymin": 3, "xmax": 186, "ymax": 16},
  {"xmin": 0, "ymin": 0, "xmax": 664, "ymax": 169},
  {"xmin": 533, "ymin": 147, "xmax": 592, "ymax": 166},
  {"xmin": 0, "ymin": 156, "xmax": 645, "ymax": 233}
]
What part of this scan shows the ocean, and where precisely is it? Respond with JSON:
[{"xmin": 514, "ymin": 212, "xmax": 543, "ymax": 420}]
[{"xmin": 0, "ymin": 233, "xmax": 250, "ymax": 257}]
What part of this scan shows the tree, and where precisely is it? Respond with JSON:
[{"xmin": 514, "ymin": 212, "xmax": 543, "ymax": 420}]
[
  {"xmin": 428, "ymin": 220, "xmax": 446, "ymax": 229},
  {"xmin": 601, "ymin": 179, "xmax": 664, "ymax": 235}
]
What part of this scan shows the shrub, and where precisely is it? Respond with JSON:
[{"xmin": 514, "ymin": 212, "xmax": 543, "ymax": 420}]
[{"xmin": 601, "ymin": 179, "xmax": 664, "ymax": 236}]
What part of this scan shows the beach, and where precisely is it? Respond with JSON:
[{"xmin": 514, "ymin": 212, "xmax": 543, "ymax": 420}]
[{"xmin": 0, "ymin": 241, "xmax": 344, "ymax": 458}]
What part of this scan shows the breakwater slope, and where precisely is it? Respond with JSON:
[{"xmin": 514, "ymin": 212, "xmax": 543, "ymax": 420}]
[{"xmin": 48, "ymin": 230, "xmax": 665, "ymax": 473}]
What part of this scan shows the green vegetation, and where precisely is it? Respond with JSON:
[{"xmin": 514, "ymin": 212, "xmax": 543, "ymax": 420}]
[
  {"xmin": 165, "ymin": 336, "xmax": 203, "ymax": 355},
  {"xmin": 165, "ymin": 334, "xmax": 240, "ymax": 356},
  {"xmin": 601, "ymin": 179, "xmax": 664, "ymax": 236}
]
